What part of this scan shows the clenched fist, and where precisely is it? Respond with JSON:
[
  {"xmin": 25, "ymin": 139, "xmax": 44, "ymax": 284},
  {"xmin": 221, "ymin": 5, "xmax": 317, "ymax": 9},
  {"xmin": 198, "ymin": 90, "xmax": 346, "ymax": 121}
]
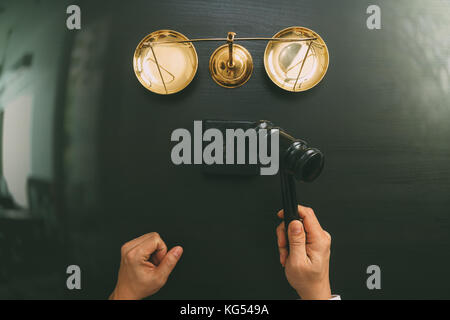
[
  {"xmin": 276, "ymin": 205, "xmax": 332, "ymax": 300},
  {"xmin": 109, "ymin": 232, "xmax": 183, "ymax": 300}
]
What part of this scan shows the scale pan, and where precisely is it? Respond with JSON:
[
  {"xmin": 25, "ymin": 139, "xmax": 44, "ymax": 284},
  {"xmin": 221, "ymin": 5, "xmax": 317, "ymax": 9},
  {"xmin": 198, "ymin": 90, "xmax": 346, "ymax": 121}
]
[
  {"xmin": 264, "ymin": 26, "xmax": 329, "ymax": 92},
  {"xmin": 133, "ymin": 30, "xmax": 198, "ymax": 95}
]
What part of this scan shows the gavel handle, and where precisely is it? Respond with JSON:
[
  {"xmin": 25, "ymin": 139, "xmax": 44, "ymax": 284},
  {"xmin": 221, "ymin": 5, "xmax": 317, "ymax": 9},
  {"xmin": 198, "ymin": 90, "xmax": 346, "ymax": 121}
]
[{"xmin": 280, "ymin": 171, "xmax": 301, "ymax": 240}]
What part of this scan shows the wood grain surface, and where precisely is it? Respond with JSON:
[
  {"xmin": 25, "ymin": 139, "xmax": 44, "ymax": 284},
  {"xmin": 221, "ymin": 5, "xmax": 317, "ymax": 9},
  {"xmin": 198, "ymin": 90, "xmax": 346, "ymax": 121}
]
[{"xmin": 59, "ymin": 0, "xmax": 450, "ymax": 299}]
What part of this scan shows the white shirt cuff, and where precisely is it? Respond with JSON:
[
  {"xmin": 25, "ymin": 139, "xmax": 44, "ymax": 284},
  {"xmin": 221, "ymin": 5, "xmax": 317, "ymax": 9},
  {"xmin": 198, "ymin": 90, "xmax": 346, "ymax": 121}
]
[{"xmin": 329, "ymin": 295, "xmax": 341, "ymax": 300}]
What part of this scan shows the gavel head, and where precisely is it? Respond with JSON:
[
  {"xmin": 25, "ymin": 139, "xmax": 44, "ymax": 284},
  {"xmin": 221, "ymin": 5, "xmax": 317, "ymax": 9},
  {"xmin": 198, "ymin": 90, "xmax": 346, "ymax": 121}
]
[
  {"xmin": 283, "ymin": 140, "xmax": 324, "ymax": 182},
  {"xmin": 257, "ymin": 120, "xmax": 324, "ymax": 182}
]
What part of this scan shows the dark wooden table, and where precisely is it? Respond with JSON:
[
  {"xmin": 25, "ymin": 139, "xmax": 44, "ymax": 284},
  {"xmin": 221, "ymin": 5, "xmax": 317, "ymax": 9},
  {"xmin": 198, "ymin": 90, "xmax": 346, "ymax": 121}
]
[{"xmin": 56, "ymin": 0, "xmax": 450, "ymax": 299}]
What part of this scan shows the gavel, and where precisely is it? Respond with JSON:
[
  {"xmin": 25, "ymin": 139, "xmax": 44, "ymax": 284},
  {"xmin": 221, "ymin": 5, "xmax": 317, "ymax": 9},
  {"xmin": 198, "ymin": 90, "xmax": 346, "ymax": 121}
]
[{"xmin": 256, "ymin": 121, "xmax": 324, "ymax": 236}]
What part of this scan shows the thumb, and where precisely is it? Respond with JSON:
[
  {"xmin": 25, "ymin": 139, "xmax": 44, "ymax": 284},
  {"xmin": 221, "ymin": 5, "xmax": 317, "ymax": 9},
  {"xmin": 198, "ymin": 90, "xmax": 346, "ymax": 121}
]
[
  {"xmin": 157, "ymin": 246, "xmax": 183, "ymax": 279},
  {"xmin": 288, "ymin": 220, "xmax": 307, "ymax": 260}
]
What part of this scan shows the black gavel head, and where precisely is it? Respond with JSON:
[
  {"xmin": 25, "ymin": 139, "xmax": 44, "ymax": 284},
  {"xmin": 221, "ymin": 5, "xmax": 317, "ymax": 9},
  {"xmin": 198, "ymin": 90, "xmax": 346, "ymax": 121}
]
[
  {"xmin": 256, "ymin": 120, "xmax": 325, "ymax": 182},
  {"xmin": 283, "ymin": 140, "xmax": 324, "ymax": 182}
]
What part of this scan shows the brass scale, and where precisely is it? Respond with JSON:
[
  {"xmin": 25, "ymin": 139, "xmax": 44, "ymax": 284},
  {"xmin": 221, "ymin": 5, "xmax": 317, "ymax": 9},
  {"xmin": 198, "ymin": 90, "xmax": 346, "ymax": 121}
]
[{"xmin": 133, "ymin": 26, "xmax": 329, "ymax": 95}]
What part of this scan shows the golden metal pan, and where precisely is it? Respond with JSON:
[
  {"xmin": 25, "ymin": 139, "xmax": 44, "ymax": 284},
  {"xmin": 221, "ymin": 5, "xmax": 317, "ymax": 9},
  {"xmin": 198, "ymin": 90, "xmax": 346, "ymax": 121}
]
[
  {"xmin": 264, "ymin": 26, "xmax": 329, "ymax": 92},
  {"xmin": 133, "ymin": 30, "xmax": 198, "ymax": 95}
]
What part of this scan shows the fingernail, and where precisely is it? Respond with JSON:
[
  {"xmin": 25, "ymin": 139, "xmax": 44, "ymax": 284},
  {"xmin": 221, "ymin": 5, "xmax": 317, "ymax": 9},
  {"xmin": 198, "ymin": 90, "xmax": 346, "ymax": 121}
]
[
  {"xmin": 172, "ymin": 246, "xmax": 183, "ymax": 258},
  {"xmin": 291, "ymin": 221, "xmax": 303, "ymax": 234}
]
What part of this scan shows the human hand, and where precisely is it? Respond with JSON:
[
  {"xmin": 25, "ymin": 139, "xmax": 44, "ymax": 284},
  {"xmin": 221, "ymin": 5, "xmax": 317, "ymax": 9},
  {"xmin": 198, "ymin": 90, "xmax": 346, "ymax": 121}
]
[
  {"xmin": 109, "ymin": 232, "xmax": 183, "ymax": 300},
  {"xmin": 276, "ymin": 205, "xmax": 332, "ymax": 300}
]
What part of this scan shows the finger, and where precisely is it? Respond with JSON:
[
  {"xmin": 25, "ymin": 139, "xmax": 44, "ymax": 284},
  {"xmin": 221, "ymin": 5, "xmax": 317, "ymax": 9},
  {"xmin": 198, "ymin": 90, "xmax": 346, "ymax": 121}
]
[
  {"xmin": 276, "ymin": 222, "xmax": 288, "ymax": 266},
  {"xmin": 297, "ymin": 205, "xmax": 323, "ymax": 237},
  {"xmin": 134, "ymin": 234, "xmax": 167, "ymax": 261},
  {"xmin": 287, "ymin": 220, "xmax": 307, "ymax": 261},
  {"xmin": 277, "ymin": 209, "xmax": 284, "ymax": 219},
  {"xmin": 277, "ymin": 206, "xmax": 323, "ymax": 235},
  {"xmin": 121, "ymin": 232, "xmax": 160, "ymax": 255},
  {"xmin": 276, "ymin": 209, "xmax": 293, "ymax": 220},
  {"xmin": 150, "ymin": 239, "xmax": 168, "ymax": 266},
  {"xmin": 157, "ymin": 246, "xmax": 183, "ymax": 280}
]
